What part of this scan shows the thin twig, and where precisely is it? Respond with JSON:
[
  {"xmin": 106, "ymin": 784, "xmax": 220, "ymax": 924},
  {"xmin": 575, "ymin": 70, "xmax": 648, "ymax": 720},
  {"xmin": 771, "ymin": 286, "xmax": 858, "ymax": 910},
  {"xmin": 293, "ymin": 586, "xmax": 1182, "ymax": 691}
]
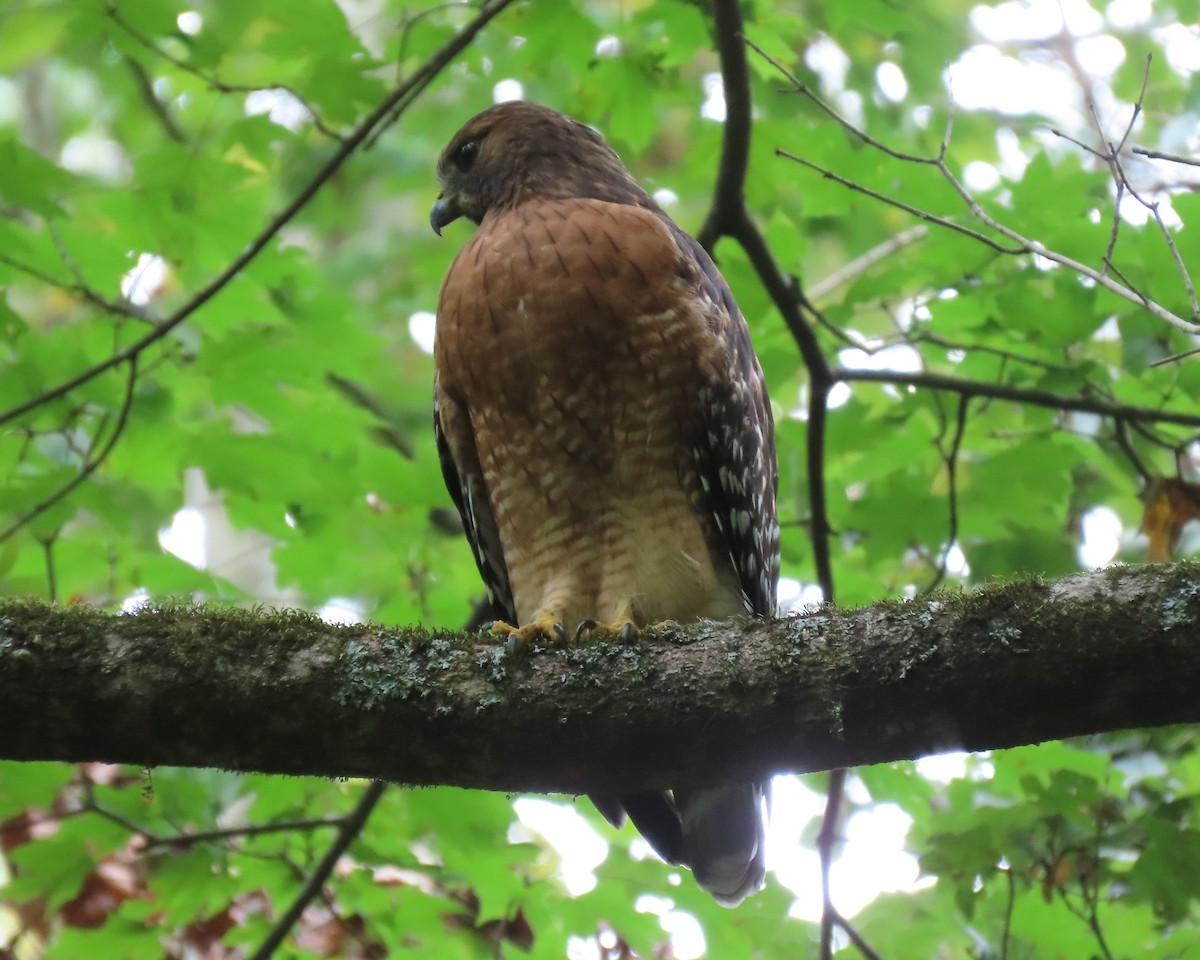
[
  {"xmin": 777, "ymin": 149, "xmax": 1025, "ymax": 253},
  {"xmin": 144, "ymin": 815, "xmax": 349, "ymax": 851},
  {"xmin": 1080, "ymin": 802, "xmax": 1116, "ymax": 960},
  {"xmin": 47, "ymin": 223, "xmax": 157, "ymax": 326},
  {"xmin": 0, "ymin": 806, "xmax": 87, "ymax": 836},
  {"xmin": 1111, "ymin": 155, "xmax": 1200, "ymax": 319},
  {"xmin": 396, "ymin": 2, "xmax": 473, "ymax": 68},
  {"xmin": 751, "ymin": 38, "xmax": 939, "ymax": 167},
  {"xmin": 1078, "ymin": 53, "xmax": 1200, "ymax": 322},
  {"xmin": 370, "ymin": 2, "xmax": 482, "ymax": 149},
  {"xmin": 750, "ymin": 40, "xmax": 1200, "ymax": 338},
  {"xmin": 0, "ymin": 357, "xmax": 139, "ymax": 543},
  {"xmin": 1100, "ymin": 172, "xmax": 1124, "ymax": 279},
  {"xmin": 124, "ymin": 56, "xmax": 188, "ymax": 144},
  {"xmin": 834, "ymin": 366, "xmax": 1200, "ymax": 428},
  {"xmin": 1151, "ymin": 343, "xmax": 1200, "ymax": 367},
  {"xmin": 1113, "ymin": 55, "xmax": 1148, "ymax": 155},
  {"xmin": 245, "ymin": 780, "xmax": 387, "ymax": 960},
  {"xmin": 1133, "ymin": 146, "xmax": 1200, "ymax": 167},
  {"xmin": 92, "ymin": 801, "xmax": 160, "ymax": 840},
  {"xmin": 1128, "ymin": 417, "xmax": 1184, "ymax": 454},
  {"xmin": 913, "ymin": 330, "xmax": 1070, "ymax": 375},
  {"xmin": 833, "ymin": 911, "xmax": 886, "ymax": 960},
  {"xmin": 40, "ymin": 536, "xmax": 57, "ymax": 602},
  {"xmin": 817, "ymin": 768, "xmax": 845, "ymax": 960},
  {"xmin": 807, "ymin": 225, "xmax": 928, "ymax": 302},
  {"xmin": 778, "ymin": 147, "xmax": 1200, "ymax": 334},
  {"xmin": 1049, "ymin": 126, "xmax": 1106, "ymax": 161},
  {"xmin": 925, "ymin": 395, "xmax": 969, "ymax": 594},
  {"xmin": 1112, "ymin": 419, "xmax": 1152, "ymax": 483},
  {"xmin": 1000, "ymin": 868, "xmax": 1015, "ymax": 959},
  {"xmin": 0, "ymin": 251, "xmax": 150, "ymax": 323},
  {"xmin": 105, "ymin": 4, "xmax": 344, "ymax": 142},
  {"xmin": 0, "ymin": 0, "xmax": 519, "ymax": 432}
]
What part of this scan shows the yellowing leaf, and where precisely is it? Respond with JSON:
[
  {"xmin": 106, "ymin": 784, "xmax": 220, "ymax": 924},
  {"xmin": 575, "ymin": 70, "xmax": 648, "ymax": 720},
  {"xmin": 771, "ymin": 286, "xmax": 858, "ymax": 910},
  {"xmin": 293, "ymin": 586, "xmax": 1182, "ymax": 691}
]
[{"xmin": 1140, "ymin": 477, "xmax": 1200, "ymax": 563}]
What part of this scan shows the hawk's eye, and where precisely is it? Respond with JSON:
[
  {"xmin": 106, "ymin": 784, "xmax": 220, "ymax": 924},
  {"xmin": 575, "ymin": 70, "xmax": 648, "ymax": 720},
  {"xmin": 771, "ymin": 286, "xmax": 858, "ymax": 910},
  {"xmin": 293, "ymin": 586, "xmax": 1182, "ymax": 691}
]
[{"xmin": 451, "ymin": 139, "xmax": 479, "ymax": 171}]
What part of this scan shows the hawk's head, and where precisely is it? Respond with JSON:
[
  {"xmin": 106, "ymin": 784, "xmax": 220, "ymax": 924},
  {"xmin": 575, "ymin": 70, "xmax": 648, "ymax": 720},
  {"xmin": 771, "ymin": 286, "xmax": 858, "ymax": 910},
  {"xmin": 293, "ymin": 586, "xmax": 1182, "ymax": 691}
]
[{"xmin": 431, "ymin": 101, "xmax": 649, "ymax": 235}]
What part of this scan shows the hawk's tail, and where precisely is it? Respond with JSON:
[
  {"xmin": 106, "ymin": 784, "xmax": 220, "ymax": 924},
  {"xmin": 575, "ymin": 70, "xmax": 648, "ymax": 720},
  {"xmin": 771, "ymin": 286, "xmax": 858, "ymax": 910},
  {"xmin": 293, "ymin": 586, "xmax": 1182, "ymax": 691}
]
[
  {"xmin": 591, "ymin": 784, "xmax": 767, "ymax": 906},
  {"xmin": 676, "ymin": 782, "xmax": 767, "ymax": 906}
]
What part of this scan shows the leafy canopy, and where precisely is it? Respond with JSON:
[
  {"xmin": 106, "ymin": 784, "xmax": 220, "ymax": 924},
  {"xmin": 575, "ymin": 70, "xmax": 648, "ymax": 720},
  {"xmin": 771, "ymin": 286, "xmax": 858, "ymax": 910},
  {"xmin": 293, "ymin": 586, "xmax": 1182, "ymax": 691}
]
[{"xmin": 2, "ymin": 0, "xmax": 1200, "ymax": 957}]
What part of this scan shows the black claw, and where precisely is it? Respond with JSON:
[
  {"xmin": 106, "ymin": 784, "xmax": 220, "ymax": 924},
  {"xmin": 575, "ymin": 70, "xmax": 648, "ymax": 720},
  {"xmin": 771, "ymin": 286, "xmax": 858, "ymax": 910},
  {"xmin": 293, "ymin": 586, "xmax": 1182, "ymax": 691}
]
[
  {"xmin": 553, "ymin": 622, "xmax": 569, "ymax": 644},
  {"xmin": 505, "ymin": 635, "xmax": 518, "ymax": 654},
  {"xmin": 619, "ymin": 622, "xmax": 635, "ymax": 642},
  {"xmin": 574, "ymin": 619, "xmax": 598, "ymax": 641},
  {"xmin": 481, "ymin": 621, "xmax": 496, "ymax": 634}
]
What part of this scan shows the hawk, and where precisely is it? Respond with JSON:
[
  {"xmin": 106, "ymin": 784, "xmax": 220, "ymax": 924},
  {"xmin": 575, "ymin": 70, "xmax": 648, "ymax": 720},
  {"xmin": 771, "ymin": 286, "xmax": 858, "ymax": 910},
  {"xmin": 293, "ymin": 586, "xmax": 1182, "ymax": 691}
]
[{"xmin": 430, "ymin": 101, "xmax": 779, "ymax": 905}]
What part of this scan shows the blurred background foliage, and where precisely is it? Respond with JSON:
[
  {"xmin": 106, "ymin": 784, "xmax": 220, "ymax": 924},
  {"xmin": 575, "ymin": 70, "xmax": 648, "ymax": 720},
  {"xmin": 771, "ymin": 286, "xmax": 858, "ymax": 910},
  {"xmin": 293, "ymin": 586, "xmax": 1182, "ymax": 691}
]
[{"xmin": 2, "ymin": 0, "xmax": 1200, "ymax": 956}]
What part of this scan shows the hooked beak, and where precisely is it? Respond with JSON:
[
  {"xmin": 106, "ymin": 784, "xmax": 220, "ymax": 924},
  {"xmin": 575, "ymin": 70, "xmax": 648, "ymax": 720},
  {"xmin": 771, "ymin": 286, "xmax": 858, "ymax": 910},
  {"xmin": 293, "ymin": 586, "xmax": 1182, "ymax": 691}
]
[{"xmin": 430, "ymin": 192, "xmax": 462, "ymax": 236}]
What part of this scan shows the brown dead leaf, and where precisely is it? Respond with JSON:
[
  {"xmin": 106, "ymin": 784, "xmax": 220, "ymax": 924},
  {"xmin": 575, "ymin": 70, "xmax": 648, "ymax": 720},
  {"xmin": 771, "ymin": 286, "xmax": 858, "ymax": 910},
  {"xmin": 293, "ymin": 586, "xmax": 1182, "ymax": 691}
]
[
  {"xmin": 441, "ymin": 890, "xmax": 534, "ymax": 954},
  {"xmin": 59, "ymin": 858, "xmax": 145, "ymax": 928},
  {"xmin": 1140, "ymin": 476, "xmax": 1200, "ymax": 562},
  {"xmin": 1040, "ymin": 856, "xmax": 1073, "ymax": 903},
  {"xmin": 0, "ymin": 814, "xmax": 33, "ymax": 852},
  {"xmin": 295, "ymin": 906, "xmax": 386, "ymax": 959},
  {"xmin": 163, "ymin": 889, "xmax": 271, "ymax": 960}
]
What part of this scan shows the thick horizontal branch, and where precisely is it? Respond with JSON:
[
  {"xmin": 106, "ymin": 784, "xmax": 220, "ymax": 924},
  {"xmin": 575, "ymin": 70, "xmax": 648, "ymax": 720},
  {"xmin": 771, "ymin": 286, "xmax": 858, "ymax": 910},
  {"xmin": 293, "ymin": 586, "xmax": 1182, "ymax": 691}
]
[{"xmin": 2, "ymin": 563, "xmax": 1198, "ymax": 794}]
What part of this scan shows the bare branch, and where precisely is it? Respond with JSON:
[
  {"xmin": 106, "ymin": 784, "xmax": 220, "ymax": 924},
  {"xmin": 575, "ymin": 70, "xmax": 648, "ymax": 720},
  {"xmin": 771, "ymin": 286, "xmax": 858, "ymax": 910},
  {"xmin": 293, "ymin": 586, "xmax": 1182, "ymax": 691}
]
[
  {"xmin": 123, "ymin": 56, "xmax": 188, "ymax": 145},
  {"xmin": 833, "ymin": 365, "xmax": 1200, "ymax": 429},
  {"xmin": 817, "ymin": 768, "xmax": 844, "ymax": 960},
  {"xmin": 775, "ymin": 151, "xmax": 1200, "ymax": 334},
  {"xmin": 925, "ymin": 395, "xmax": 969, "ymax": 594},
  {"xmin": 746, "ymin": 37, "xmax": 938, "ymax": 167},
  {"xmin": 833, "ymin": 909, "xmax": 886, "ymax": 960},
  {"xmin": 807, "ymin": 226, "xmax": 929, "ymax": 302},
  {"xmin": 752, "ymin": 41, "xmax": 1200, "ymax": 338},
  {"xmin": 912, "ymin": 330, "xmax": 1071, "ymax": 375},
  {"xmin": 0, "ymin": 357, "xmax": 139, "ymax": 543},
  {"xmin": 0, "ymin": 251, "xmax": 150, "ymax": 323},
  {"xmin": 1133, "ymin": 147, "xmax": 1200, "ymax": 168},
  {"xmin": 776, "ymin": 149, "xmax": 1024, "ymax": 253},
  {"xmin": 246, "ymin": 781, "xmax": 386, "ymax": 960},
  {"xmin": 105, "ymin": 3, "xmax": 344, "ymax": 142},
  {"xmin": 1151, "ymin": 344, "xmax": 1200, "ymax": 367},
  {"xmin": 696, "ymin": 4, "xmax": 750, "ymax": 251},
  {"xmin": 1071, "ymin": 52, "xmax": 1200, "ymax": 323}
]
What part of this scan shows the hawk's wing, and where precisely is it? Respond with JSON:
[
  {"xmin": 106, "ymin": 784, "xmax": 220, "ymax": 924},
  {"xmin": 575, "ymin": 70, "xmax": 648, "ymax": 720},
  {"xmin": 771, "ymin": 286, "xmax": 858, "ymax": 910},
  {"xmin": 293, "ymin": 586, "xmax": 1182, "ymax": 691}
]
[
  {"xmin": 671, "ymin": 226, "xmax": 780, "ymax": 619},
  {"xmin": 433, "ymin": 375, "xmax": 516, "ymax": 624}
]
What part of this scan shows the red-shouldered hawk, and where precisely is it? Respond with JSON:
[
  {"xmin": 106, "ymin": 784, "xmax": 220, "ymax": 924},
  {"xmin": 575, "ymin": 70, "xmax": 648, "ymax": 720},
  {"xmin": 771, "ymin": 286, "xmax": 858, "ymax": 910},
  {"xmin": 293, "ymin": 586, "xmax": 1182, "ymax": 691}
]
[{"xmin": 430, "ymin": 101, "xmax": 779, "ymax": 905}]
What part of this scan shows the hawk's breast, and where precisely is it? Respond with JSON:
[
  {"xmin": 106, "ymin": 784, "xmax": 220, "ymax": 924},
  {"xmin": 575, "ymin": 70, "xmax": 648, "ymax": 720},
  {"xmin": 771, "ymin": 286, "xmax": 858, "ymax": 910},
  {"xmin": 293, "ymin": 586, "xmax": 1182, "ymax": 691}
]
[{"xmin": 434, "ymin": 198, "xmax": 743, "ymax": 626}]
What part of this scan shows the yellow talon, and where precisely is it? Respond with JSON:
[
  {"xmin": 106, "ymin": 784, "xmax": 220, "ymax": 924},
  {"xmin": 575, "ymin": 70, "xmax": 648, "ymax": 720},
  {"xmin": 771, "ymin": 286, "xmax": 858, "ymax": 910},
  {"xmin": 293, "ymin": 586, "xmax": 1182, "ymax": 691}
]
[
  {"xmin": 611, "ymin": 617, "xmax": 639, "ymax": 642},
  {"xmin": 491, "ymin": 613, "xmax": 663, "ymax": 649},
  {"xmin": 490, "ymin": 612, "xmax": 568, "ymax": 651},
  {"xmin": 572, "ymin": 617, "xmax": 641, "ymax": 642}
]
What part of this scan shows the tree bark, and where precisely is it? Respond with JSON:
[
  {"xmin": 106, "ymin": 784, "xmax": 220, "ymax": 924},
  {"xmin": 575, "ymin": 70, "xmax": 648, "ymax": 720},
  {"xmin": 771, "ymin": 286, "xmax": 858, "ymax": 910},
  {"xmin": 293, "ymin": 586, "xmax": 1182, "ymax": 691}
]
[{"xmin": 1, "ymin": 562, "xmax": 1197, "ymax": 794}]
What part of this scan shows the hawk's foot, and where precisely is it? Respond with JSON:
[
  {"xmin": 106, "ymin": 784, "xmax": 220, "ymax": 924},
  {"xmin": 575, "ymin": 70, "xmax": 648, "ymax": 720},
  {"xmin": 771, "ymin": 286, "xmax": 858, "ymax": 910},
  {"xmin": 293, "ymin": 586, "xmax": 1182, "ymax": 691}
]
[
  {"xmin": 489, "ymin": 613, "xmax": 568, "ymax": 652},
  {"xmin": 572, "ymin": 617, "xmax": 642, "ymax": 643}
]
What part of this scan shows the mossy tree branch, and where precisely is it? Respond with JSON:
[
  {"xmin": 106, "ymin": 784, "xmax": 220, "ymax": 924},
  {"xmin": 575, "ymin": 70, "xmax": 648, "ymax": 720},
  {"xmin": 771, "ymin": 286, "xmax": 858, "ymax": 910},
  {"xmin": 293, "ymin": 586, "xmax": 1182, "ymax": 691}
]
[{"xmin": 2, "ymin": 562, "xmax": 1198, "ymax": 793}]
